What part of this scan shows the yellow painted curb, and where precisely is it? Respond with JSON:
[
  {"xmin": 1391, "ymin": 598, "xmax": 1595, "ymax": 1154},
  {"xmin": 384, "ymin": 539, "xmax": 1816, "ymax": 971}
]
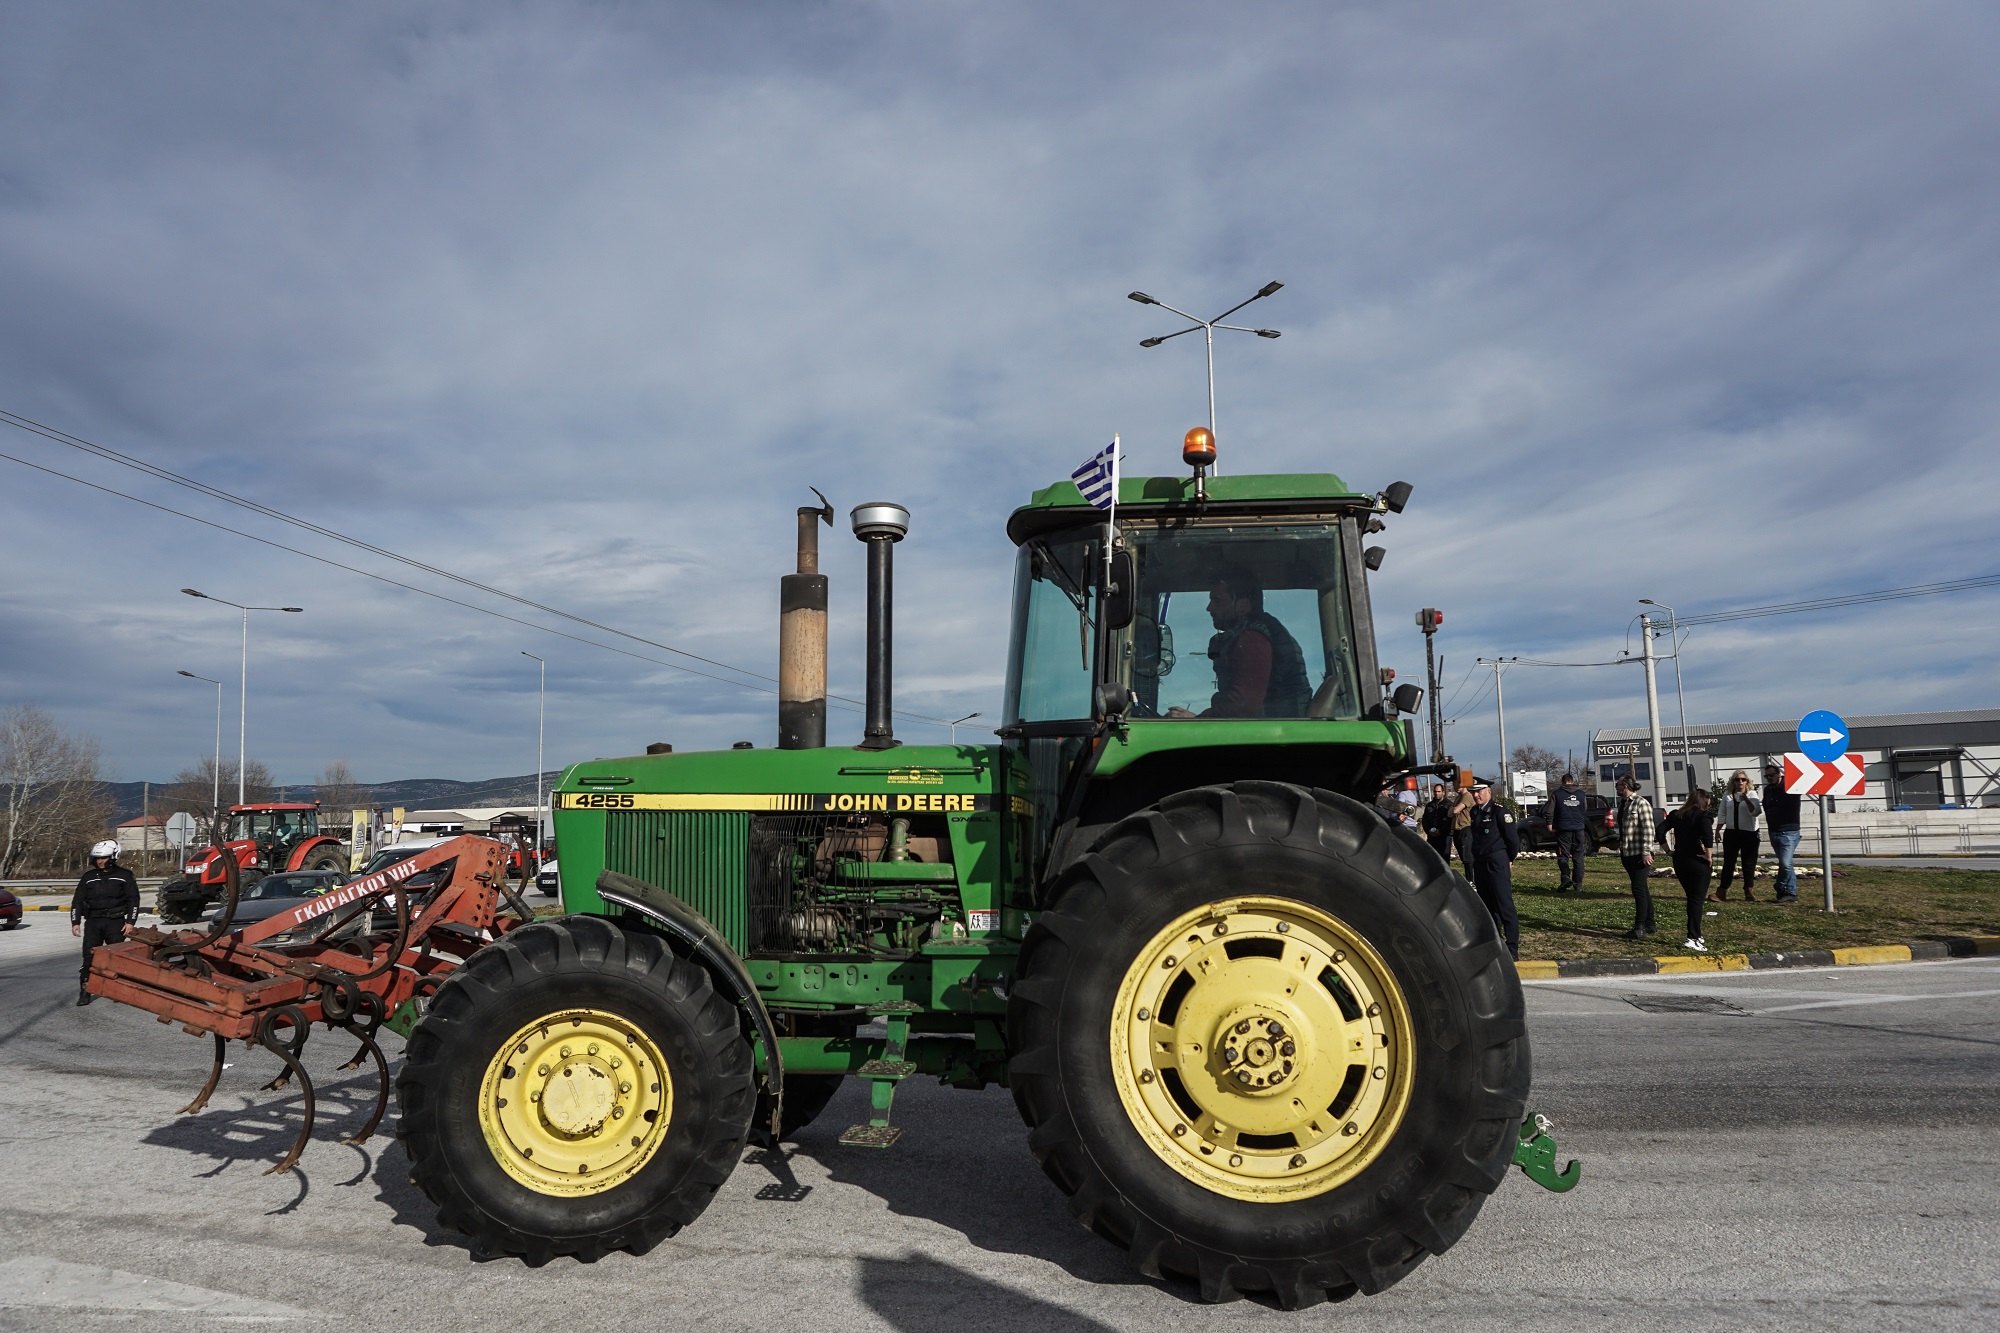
[
  {"xmin": 1832, "ymin": 945, "xmax": 1912, "ymax": 966},
  {"xmin": 1515, "ymin": 960, "xmax": 1559, "ymax": 980},
  {"xmin": 1654, "ymin": 956, "xmax": 1723, "ymax": 973},
  {"xmin": 1714, "ymin": 954, "xmax": 1751, "ymax": 971}
]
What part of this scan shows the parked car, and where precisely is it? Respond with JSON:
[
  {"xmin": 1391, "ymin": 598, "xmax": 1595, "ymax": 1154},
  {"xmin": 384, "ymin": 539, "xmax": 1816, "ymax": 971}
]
[
  {"xmin": 536, "ymin": 858, "xmax": 560, "ymax": 897},
  {"xmin": 200, "ymin": 870, "xmax": 348, "ymax": 927},
  {"xmin": 1519, "ymin": 792, "xmax": 1620, "ymax": 852},
  {"xmin": 0, "ymin": 887, "xmax": 21, "ymax": 930}
]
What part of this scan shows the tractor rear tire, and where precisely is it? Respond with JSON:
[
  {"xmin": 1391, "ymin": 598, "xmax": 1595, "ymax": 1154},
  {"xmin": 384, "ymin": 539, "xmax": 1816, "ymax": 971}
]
[
  {"xmin": 301, "ymin": 848, "xmax": 345, "ymax": 874},
  {"xmin": 396, "ymin": 915, "xmax": 755, "ymax": 1263},
  {"xmin": 1008, "ymin": 782, "xmax": 1528, "ymax": 1309}
]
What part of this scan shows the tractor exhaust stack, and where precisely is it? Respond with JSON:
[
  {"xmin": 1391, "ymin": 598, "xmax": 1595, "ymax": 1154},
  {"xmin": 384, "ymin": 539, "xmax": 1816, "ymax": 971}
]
[
  {"xmin": 779, "ymin": 491, "xmax": 834, "ymax": 749},
  {"xmin": 849, "ymin": 501, "xmax": 909, "ymax": 750}
]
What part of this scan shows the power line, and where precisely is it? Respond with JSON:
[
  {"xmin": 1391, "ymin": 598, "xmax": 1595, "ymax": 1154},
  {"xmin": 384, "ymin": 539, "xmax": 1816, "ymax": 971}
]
[
  {"xmin": 0, "ymin": 442, "xmax": 954, "ymax": 726},
  {"xmin": 1677, "ymin": 573, "xmax": 2000, "ymax": 626}
]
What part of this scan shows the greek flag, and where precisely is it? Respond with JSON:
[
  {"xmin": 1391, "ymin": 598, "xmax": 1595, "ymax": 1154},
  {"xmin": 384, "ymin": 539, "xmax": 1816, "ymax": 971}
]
[{"xmin": 1071, "ymin": 435, "xmax": 1120, "ymax": 512}]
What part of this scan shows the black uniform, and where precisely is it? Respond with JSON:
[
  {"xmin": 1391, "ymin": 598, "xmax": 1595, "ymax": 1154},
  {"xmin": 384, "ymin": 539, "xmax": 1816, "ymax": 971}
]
[
  {"xmin": 1547, "ymin": 784, "xmax": 1591, "ymax": 891},
  {"xmin": 1467, "ymin": 798, "xmax": 1521, "ymax": 958},
  {"xmin": 71, "ymin": 862, "xmax": 140, "ymax": 997}
]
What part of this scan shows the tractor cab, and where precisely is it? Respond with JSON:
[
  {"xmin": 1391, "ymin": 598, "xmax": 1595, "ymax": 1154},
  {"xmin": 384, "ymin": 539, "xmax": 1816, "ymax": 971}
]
[{"xmin": 1002, "ymin": 471, "xmax": 1418, "ymax": 869}]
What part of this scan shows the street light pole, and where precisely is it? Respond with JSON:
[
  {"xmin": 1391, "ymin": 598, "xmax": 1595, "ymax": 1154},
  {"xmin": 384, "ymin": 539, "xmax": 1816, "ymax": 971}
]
[
  {"xmin": 949, "ymin": 712, "xmax": 981, "ymax": 746},
  {"xmin": 522, "ymin": 652, "xmax": 546, "ymax": 847},
  {"xmin": 1129, "ymin": 281, "xmax": 1285, "ymax": 477},
  {"xmin": 176, "ymin": 670, "xmax": 223, "ymax": 841},
  {"xmin": 1475, "ymin": 657, "xmax": 1519, "ymax": 798},
  {"xmin": 1638, "ymin": 615, "xmax": 1670, "ymax": 808},
  {"xmin": 1640, "ymin": 600, "xmax": 1692, "ymax": 798},
  {"xmin": 182, "ymin": 590, "xmax": 302, "ymax": 807}
]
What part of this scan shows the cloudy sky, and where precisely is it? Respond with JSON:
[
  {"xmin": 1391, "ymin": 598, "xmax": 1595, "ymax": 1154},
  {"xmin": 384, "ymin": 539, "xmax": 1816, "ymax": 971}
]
[{"xmin": 3, "ymin": 1, "xmax": 1996, "ymax": 787}]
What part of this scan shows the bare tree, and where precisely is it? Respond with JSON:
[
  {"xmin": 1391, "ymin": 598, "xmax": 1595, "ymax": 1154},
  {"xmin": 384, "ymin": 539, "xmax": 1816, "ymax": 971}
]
[
  {"xmin": 1509, "ymin": 744, "xmax": 1569, "ymax": 781},
  {"xmin": 163, "ymin": 755, "xmax": 275, "ymax": 846},
  {"xmin": 316, "ymin": 759, "xmax": 367, "ymax": 823},
  {"xmin": 0, "ymin": 705, "xmax": 112, "ymax": 876}
]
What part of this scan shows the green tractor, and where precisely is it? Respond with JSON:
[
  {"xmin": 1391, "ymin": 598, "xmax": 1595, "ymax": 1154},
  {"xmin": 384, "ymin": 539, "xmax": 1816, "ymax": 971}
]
[{"xmin": 395, "ymin": 453, "xmax": 1574, "ymax": 1306}]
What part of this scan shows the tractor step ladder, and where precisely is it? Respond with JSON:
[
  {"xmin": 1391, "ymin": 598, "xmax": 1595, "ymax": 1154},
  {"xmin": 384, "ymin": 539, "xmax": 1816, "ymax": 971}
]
[{"xmin": 839, "ymin": 1001, "xmax": 920, "ymax": 1148}]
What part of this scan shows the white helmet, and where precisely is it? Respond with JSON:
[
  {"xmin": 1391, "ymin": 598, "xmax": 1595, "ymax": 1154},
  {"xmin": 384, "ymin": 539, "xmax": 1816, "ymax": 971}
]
[{"xmin": 90, "ymin": 839, "xmax": 119, "ymax": 860}]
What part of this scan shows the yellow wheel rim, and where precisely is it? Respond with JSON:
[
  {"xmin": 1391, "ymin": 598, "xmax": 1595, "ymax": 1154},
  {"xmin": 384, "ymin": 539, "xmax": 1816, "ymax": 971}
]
[
  {"xmin": 1109, "ymin": 896, "xmax": 1415, "ymax": 1203},
  {"xmin": 477, "ymin": 1008, "xmax": 672, "ymax": 1197}
]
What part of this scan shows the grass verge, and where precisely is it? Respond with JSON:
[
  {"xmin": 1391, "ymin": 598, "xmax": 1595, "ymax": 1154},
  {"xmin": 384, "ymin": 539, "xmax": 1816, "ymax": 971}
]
[{"xmin": 1502, "ymin": 855, "xmax": 2000, "ymax": 960}]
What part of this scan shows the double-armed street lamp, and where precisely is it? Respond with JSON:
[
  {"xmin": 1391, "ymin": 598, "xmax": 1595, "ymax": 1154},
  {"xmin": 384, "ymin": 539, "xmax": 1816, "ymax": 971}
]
[
  {"xmin": 181, "ymin": 589, "xmax": 302, "ymax": 806},
  {"xmin": 1129, "ymin": 280, "xmax": 1285, "ymax": 483}
]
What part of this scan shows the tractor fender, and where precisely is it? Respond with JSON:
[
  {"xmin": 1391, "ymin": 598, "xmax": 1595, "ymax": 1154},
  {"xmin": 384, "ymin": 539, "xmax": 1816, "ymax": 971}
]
[
  {"xmin": 285, "ymin": 835, "xmax": 344, "ymax": 872},
  {"xmin": 592, "ymin": 870, "xmax": 784, "ymax": 1134}
]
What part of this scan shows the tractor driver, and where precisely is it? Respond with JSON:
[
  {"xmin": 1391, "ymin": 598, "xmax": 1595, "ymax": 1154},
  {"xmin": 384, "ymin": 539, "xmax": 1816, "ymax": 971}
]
[{"xmin": 1167, "ymin": 566, "xmax": 1311, "ymax": 718}]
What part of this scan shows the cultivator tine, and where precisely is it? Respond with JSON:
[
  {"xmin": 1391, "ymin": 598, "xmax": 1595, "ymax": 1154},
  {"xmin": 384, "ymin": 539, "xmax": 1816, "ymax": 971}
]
[
  {"xmin": 177, "ymin": 1033, "xmax": 229, "ymax": 1116},
  {"xmin": 337, "ymin": 1023, "xmax": 391, "ymax": 1146},
  {"xmin": 259, "ymin": 1044, "xmax": 316, "ymax": 1176}
]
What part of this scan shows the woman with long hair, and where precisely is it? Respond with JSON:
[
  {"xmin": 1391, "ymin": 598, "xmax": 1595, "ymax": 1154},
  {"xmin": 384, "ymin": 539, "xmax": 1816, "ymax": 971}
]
[{"xmin": 1658, "ymin": 787, "xmax": 1716, "ymax": 953}]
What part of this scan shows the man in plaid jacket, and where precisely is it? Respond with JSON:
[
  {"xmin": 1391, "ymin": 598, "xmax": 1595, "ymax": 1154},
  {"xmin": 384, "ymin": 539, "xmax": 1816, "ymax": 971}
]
[{"xmin": 1615, "ymin": 775, "xmax": 1657, "ymax": 939}]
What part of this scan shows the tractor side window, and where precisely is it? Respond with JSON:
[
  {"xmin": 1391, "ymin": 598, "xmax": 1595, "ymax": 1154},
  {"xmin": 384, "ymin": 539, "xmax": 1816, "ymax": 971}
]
[{"xmin": 1004, "ymin": 532, "xmax": 1101, "ymax": 723}]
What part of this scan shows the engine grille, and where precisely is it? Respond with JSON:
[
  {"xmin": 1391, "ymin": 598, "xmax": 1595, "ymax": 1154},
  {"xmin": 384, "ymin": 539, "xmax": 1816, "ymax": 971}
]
[{"xmin": 603, "ymin": 810, "xmax": 752, "ymax": 953}]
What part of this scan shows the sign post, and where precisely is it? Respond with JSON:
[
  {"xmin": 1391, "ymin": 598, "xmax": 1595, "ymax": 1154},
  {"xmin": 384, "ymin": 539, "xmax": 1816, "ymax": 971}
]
[
  {"xmin": 1791, "ymin": 711, "xmax": 1851, "ymax": 912},
  {"xmin": 163, "ymin": 811, "xmax": 197, "ymax": 853}
]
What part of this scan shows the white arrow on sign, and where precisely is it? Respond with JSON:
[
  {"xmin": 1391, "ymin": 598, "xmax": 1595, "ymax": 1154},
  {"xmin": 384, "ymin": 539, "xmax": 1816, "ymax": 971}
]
[
  {"xmin": 1784, "ymin": 752, "xmax": 1865, "ymax": 797},
  {"xmin": 1799, "ymin": 727, "xmax": 1846, "ymax": 746}
]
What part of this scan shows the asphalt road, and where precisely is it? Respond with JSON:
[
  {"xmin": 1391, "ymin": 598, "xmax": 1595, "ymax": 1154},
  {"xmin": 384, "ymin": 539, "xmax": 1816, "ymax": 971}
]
[{"xmin": 2, "ymin": 920, "xmax": 1996, "ymax": 1331}]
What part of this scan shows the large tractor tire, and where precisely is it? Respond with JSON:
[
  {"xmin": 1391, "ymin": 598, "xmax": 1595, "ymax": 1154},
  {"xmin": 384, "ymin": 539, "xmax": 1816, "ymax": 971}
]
[
  {"xmin": 1008, "ymin": 782, "xmax": 1528, "ymax": 1309},
  {"xmin": 154, "ymin": 879, "xmax": 208, "ymax": 925},
  {"xmin": 397, "ymin": 915, "xmax": 756, "ymax": 1263},
  {"xmin": 299, "ymin": 847, "xmax": 346, "ymax": 874}
]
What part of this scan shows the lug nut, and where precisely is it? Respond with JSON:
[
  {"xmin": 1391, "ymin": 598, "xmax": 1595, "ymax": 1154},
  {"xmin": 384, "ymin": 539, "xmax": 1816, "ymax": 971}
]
[
  {"xmin": 1342, "ymin": 1122, "xmax": 1358, "ymax": 1136},
  {"xmin": 1267, "ymin": 1022, "xmax": 1285, "ymax": 1038},
  {"xmin": 619, "ymin": 1081, "xmax": 632, "ymax": 1094},
  {"xmin": 560, "ymin": 1045, "xmax": 571, "ymax": 1058},
  {"xmin": 495, "ymin": 1097, "xmax": 507, "ymax": 1109},
  {"xmin": 631, "ymin": 1136, "xmax": 641, "ymax": 1147},
  {"xmin": 612, "ymin": 1106, "xmax": 624, "ymax": 1119},
  {"xmin": 1366, "ymin": 1002, "xmax": 1381, "ymax": 1017},
  {"xmin": 1276, "ymin": 922, "xmax": 1290, "ymax": 933},
  {"xmin": 1235, "ymin": 1020, "xmax": 1251, "ymax": 1034},
  {"xmin": 588, "ymin": 1043, "xmax": 599, "ymax": 1055},
  {"xmin": 1229, "ymin": 1154, "xmax": 1243, "ymax": 1167},
  {"xmin": 537, "ymin": 1064, "xmax": 550, "ymax": 1076},
  {"xmin": 1163, "ymin": 956, "xmax": 1176, "ymax": 969},
  {"xmin": 610, "ymin": 1057, "xmax": 622, "ymax": 1069},
  {"xmin": 1213, "ymin": 922, "xmax": 1227, "ymax": 935},
  {"xmin": 1373, "ymin": 1066, "xmax": 1386, "ymax": 1079},
  {"xmin": 1139, "ymin": 1069, "xmax": 1154, "ymax": 1084},
  {"xmin": 1281, "ymin": 1041, "xmax": 1296, "ymax": 1057},
  {"xmin": 1136, "ymin": 1008, "xmax": 1150, "ymax": 1022},
  {"xmin": 1173, "ymin": 1124, "xmax": 1188, "ymax": 1137},
  {"xmin": 1289, "ymin": 1154, "xmax": 1306, "ymax": 1168},
  {"xmin": 530, "ymin": 1090, "xmax": 540, "ymax": 1102}
]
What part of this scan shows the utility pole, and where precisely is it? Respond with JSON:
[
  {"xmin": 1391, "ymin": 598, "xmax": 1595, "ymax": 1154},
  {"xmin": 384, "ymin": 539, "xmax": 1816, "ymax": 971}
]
[
  {"xmin": 1639, "ymin": 614, "xmax": 1668, "ymax": 808},
  {"xmin": 1476, "ymin": 657, "xmax": 1519, "ymax": 797},
  {"xmin": 522, "ymin": 652, "xmax": 546, "ymax": 850}
]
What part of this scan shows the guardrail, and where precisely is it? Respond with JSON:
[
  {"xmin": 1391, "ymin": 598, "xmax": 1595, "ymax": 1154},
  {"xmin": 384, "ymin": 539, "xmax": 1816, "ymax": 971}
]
[{"xmin": 1, "ymin": 878, "xmax": 170, "ymax": 894}]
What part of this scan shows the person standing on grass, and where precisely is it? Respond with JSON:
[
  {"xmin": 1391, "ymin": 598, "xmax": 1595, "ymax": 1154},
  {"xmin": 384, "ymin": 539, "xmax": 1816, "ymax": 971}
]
[
  {"xmin": 1421, "ymin": 784, "xmax": 1457, "ymax": 864},
  {"xmin": 1546, "ymin": 773, "xmax": 1591, "ymax": 893},
  {"xmin": 1465, "ymin": 781, "xmax": 1521, "ymax": 960},
  {"xmin": 1614, "ymin": 775, "xmax": 1656, "ymax": 940},
  {"xmin": 1715, "ymin": 770, "xmax": 1763, "ymax": 901},
  {"xmin": 1762, "ymin": 762, "xmax": 1803, "ymax": 905},
  {"xmin": 1659, "ymin": 787, "xmax": 1716, "ymax": 953}
]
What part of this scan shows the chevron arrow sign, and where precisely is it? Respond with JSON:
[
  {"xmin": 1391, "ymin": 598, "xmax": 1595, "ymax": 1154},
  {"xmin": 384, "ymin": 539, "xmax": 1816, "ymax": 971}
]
[{"xmin": 1784, "ymin": 752, "xmax": 1866, "ymax": 796}]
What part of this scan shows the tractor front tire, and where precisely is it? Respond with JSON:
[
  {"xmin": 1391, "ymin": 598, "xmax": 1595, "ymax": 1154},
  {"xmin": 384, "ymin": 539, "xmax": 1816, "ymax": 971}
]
[
  {"xmin": 397, "ymin": 915, "xmax": 755, "ymax": 1263},
  {"xmin": 1008, "ymin": 782, "xmax": 1528, "ymax": 1308},
  {"xmin": 301, "ymin": 848, "xmax": 345, "ymax": 874}
]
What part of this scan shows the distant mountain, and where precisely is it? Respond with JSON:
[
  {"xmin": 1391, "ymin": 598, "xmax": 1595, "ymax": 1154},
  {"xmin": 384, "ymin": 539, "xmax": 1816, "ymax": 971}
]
[{"xmin": 101, "ymin": 774, "xmax": 561, "ymax": 824}]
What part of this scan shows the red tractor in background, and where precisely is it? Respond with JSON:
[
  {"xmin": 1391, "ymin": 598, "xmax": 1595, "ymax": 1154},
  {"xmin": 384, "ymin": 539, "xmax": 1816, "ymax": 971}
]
[{"xmin": 155, "ymin": 802, "xmax": 348, "ymax": 924}]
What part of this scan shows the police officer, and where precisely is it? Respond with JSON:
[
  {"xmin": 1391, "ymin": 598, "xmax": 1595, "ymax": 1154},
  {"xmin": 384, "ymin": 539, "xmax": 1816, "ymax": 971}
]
[
  {"xmin": 1466, "ymin": 781, "xmax": 1521, "ymax": 959},
  {"xmin": 1547, "ymin": 773, "xmax": 1591, "ymax": 892},
  {"xmin": 71, "ymin": 839, "xmax": 139, "ymax": 1006}
]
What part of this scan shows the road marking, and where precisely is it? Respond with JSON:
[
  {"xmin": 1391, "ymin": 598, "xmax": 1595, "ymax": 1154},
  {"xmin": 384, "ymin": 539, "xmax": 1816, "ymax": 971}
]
[{"xmin": 1751, "ymin": 988, "xmax": 2000, "ymax": 1015}]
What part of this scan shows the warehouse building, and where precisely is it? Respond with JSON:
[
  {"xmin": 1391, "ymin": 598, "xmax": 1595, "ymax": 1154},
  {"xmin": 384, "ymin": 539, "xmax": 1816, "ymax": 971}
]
[{"xmin": 1589, "ymin": 708, "xmax": 2000, "ymax": 811}]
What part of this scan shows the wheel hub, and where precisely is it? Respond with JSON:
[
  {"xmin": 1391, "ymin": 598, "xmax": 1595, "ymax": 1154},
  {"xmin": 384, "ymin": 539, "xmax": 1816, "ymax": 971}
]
[
  {"xmin": 1215, "ymin": 1009, "xmax": 1303, "ymax": 1094},
  {"xmin": 478, "ymin": 1010, "xmax": 671, "ymax": 1196},
  {"xmin": 1108, "ymin": 897, "xmax": 1415, "ymax": 1203}
]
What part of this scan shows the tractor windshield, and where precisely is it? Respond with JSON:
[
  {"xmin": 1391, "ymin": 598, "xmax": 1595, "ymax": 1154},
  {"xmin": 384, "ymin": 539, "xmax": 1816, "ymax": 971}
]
[{"xmin": 1005, "ymin": 518, "xmax": 1363, "ymax": 724}]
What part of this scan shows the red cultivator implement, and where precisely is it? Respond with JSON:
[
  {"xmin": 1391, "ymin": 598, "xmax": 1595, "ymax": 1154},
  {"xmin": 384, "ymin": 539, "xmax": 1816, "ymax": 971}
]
[{"xmin": 87, "ymin": 834, "xmax": 530, "ymax": 1173}]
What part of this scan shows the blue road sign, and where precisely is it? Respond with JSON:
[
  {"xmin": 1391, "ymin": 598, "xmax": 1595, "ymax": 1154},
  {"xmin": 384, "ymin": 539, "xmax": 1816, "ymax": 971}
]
[{"xmin": 1797, "ymin": 710, "xmax": 1849, "ymax": 763}]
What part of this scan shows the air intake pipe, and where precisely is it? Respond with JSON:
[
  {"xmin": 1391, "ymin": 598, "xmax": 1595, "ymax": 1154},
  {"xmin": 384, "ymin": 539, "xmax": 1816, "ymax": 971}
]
[
  {"xmin": 850, "ymin": 501, "xmax": 909, "ymax": 751},
  {"xmin": 779, "ymin": 491, "xmax": 834, "ymax": 749}
]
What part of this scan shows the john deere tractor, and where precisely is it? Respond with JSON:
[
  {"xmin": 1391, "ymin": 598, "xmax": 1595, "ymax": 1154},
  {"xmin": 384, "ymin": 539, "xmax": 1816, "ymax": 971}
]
[{"xmin": 394, "ymin": 449, "xmax": 1569, "ymax": 1306}]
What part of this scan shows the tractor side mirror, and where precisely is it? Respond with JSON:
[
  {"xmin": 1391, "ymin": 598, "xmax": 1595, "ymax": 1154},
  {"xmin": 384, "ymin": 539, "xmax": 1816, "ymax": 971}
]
[
  {"xmin": 1391, "ymin": 682, "xmax": 1424, "ymax": 715},
  {"xmin": 1103, "ymin": 549, "xmax": 1136, "ymax": 631}
]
